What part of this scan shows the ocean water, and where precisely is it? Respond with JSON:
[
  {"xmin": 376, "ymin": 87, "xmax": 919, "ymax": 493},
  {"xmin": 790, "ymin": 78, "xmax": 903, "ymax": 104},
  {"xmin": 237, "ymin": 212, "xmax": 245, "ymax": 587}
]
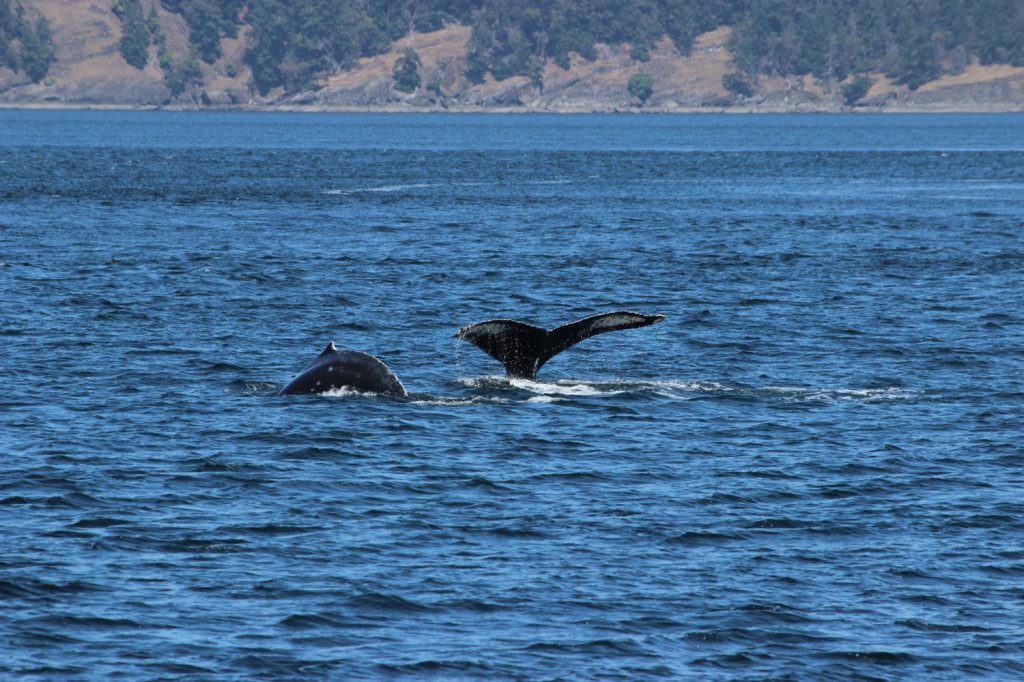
[{"xmin": 2, "ymin": 111, "xmax": 1023, "ymax": 680}]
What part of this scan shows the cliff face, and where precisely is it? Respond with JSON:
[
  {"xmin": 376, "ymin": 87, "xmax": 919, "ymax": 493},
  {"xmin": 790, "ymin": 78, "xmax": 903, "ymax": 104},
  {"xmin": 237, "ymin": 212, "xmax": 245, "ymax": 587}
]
[{"xmin": 3, "ymin": 0, "xmax": 1024, "ymax": 112}]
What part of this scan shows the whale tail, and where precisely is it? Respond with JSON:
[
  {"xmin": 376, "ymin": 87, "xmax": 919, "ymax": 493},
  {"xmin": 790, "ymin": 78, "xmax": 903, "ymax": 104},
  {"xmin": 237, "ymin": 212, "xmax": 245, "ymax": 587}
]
[{"xmin": 455, "ymin": 311, "xmax": 665, "ymax": 380}]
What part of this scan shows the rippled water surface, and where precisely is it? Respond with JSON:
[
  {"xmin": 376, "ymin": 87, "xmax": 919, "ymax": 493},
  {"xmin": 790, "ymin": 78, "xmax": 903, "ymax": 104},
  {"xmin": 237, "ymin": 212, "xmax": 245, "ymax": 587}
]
[{"xmin": 2, "ymin": 111, "xmax": 1024, "ymax": 680}]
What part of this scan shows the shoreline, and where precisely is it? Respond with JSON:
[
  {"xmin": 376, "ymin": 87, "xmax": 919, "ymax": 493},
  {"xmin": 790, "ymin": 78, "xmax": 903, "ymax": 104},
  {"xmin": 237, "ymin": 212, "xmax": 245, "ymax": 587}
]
[{"xmin": 3, "ymin": 101, "xmax": 1023, "ymax": 114}]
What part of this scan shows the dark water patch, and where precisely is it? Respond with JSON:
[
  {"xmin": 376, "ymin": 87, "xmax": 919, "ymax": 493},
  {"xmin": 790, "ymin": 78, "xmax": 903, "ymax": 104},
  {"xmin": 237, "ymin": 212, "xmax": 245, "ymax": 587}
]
[
  {"xmin": 187, "ymin": 457, "xmax": 271, "ymax": 473},
  {"xmin": 956, "ymin": 659, "xmax": 1024, "ymax": 677},
  {"xmin": 689, "ymin": 652, "xmax": 757, "ymax": 668},
  {"xmin": 142, "ymin": 662, "xmax": 219, "ymax": 675},
  {"xmin": 718, "ymin": 468, "xmax": 803, "ymax": 481},
  {"xmin": 461, "ymin": 476, "xmax": 511, "ymax": 492},
  {"xmin": 346, "ymin": 591, "xmax": 436, "ymax": 614},
  {"xmin": 119, "ymin": 536, "xmax": 251, "ymax": 555},
  {"xmin": 229, "ymin": 379, "xmax": 280, "ymax": 394},
  {"xmin": 42, "ymin": 493, "xmax": 104, "ymax": 509},
  {"xmin": 824, "ymin": 650, "xmax": 919, "ymax": 665},
  {"xmin": 518, "ymin": 471, "xmax": 614, "ymax": 483},
  {"xmin": 977, "ymin": 563, "xmax": 1024, "ymax": 577},
  {"xmin": 748, "ymin": 518, "xmax": 807, "ymax": 530},
  {"xmin": 523, "ymin": 638, "xmax": 651, "ymax": 655},
  {"xmin": 441, "ymin": 598, "xmax": 506, "ymax": 613},
  {"xmin": 275, "ymin": 445, "xmax": 372, "ymax": 462},
  {"xmin": 20, "ymin": 614, "xmax": 150, "ymax": 631},
  {"xmin": 279, "ymin": 612, "xmax": 354, "ymax": 629},
  {"xmin": 940, "ymin": 513, "xmax": 1022, "ymax": 530},
  {"xmin": 71, "ymin": 517, "xmax": 132, "ymax": 529},
  {"xmin": 9, "ymin": 665, "xmax": 91, "ymax": 679},
  {"xmin": 621, "ymin": 615, "xmax": 685, "ymax": 630},
  {"xmin": 377, "ymin": 659, "xmax": 499, "ymax": 677},
  {"xmin": 665, "ymin": 531, "xmax": 749, "ymax": 546},
  {"xmin": 189, "ymin": 358, "xmax": 247, "ymax": 372},
  {"xmin": 471, "ymin": 524, "xmax": 553, "ymax": 540},
  {"xmin": 684, "ymin": 629, "xmax": 731, "ymax": 643},
  {"xmin": 233, "ymin": 653, "xmax": 339, "ymax": 678},
  {"xmin": 0, "ymin": 578, "xmax": 106, "ymax": 599},
  {"xmin": 697, "ymin": 489, "xmax": 807, "ymax": 506},
  {"xmin": 896, "ymin": 618, "xmax": 989, "ymax": 633},
  {"xmin": 980, "ymin": 312, "xmax": 1015, "ymax": 322},
  {"xmin": 736, "ymin": 603, "xmax": 816, "ymax": 625},
  {"xmin": 899, "ymin": 592, "xmax": 956, "ymax": 606},
  {"xmin": 226, "ymin": 524, "xmax": 326, "ymax": 536},
  {"xmin": 888, "ymin": 568, "xmax": 950, "ymax": 583}
]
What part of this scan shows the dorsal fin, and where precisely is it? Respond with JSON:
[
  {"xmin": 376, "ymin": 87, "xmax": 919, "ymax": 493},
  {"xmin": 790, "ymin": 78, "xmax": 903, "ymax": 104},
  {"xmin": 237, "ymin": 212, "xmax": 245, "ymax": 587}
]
[{"xmin": 297, "ymin": 341, "xmax": 340, "ymax": 373}]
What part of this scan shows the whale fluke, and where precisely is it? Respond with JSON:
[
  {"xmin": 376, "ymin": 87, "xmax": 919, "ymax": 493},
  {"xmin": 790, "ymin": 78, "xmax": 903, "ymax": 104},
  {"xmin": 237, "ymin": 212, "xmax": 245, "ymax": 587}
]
[
  {"xmin": 455, "ymin": 311, "xmax": 665, "ymax": 380},
  {"xmin": 277, "ymin": 342, "xmax": 407, "ymax": 397}
]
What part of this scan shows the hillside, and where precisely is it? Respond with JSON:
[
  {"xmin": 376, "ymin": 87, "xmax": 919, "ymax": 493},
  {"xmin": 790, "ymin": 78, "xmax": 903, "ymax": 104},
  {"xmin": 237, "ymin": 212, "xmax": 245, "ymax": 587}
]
[{"xmin": 2, "ymin": 0, "xmax": 1023, "ymax": 112}]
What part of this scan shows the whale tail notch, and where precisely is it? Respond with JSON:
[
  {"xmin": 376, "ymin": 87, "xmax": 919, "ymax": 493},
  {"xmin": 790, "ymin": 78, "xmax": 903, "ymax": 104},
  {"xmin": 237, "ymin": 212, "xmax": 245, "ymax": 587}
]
[{"xmin": 455, "ymin": 311, "xmax": 665, "ymax": 380}]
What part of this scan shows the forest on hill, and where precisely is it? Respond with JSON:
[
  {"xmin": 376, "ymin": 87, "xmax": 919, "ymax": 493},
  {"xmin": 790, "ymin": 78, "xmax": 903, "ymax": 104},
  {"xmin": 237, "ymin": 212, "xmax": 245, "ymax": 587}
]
[
  {"xmin": 0, "ymin": 0, "xmax": 55, "ymax": 82},
  {"xmin": 3, "ymin": 0, "xmax": 1023, "ymax": 99}
]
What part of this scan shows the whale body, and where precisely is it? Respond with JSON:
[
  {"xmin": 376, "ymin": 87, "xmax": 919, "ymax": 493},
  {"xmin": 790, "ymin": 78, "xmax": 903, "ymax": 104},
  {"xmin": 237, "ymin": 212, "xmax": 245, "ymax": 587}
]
[
  {"xmin": 455, "ymin": 310, "xmax": 665, "ymax": 380},
  {"xmin": 277, "ymin": 311, "xmax": 664, "ymax": 396},
  {"xmin": 276, "ymin": 343, "xmax": 407, "ymax": 397}
]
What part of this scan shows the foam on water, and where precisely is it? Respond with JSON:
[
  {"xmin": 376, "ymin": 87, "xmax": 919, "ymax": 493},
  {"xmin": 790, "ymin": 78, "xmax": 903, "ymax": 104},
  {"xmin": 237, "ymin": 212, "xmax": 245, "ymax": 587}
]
[{"xmin": 324, "ymin": 180, "xmax": 489, "ymax": 194}]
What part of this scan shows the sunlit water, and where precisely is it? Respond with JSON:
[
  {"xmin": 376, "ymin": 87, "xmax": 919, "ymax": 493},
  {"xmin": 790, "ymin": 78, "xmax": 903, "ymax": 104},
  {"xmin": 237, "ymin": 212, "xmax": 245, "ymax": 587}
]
[{"xmin": 2, "ymin": 111, "xmax": 1023, "ymax": 680}]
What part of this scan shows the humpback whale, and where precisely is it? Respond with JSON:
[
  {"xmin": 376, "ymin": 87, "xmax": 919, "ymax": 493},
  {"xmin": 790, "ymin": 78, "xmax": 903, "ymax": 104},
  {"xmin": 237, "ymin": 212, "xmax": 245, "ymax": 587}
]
[
  {"xmin": 276, "ymin": 343, "xmax": 407, "ymax": 397},
  {"xmin": 277, "ymin": 311, "xmax": 664, "ymax": 396},
  {"xmin": 455, "ymin": 310, "xmax": 665, "ymax": 380}
]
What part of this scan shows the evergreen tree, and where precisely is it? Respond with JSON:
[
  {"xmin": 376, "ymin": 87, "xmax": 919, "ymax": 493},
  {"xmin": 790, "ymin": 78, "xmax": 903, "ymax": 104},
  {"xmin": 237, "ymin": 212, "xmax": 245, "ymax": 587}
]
[
  {"xmin": 1, "ymin": 0, "xmax": 21, "ymax": 71},
  {"xmin": 973, "ymin": 0, "xmax": 1024, "ymax": 67},
  {"xmin": 722, "ymin": 70, "xmax": 754, "ymax": 97},
  {"xmin": 841, "ymin": 75, "xmax": 873, "ymax": 105},
  {"xmin": 0, "ymin": 0, "xmax": 17, "ymax": 71},
  {"xmin": 163, "ymin": 54, "xmax": 203, "ymax": 97},
  {"xmin": 188, "ymin": 3, "xmax": 223, "ymax": 64},
  {"xmin": 116, "ymin": 0, "xmax": 151, "ymax": 70},
  {"xmin": 392, "ymin": 47, "xmax": 421, "ymax": 92},
  {"xmin": 628, "ymin": 72, "xmax": 653, "ymax": 104},
  {"xmin": 1, "ymin": 1, "xmax": 55, "ymax": 80},
  {"xmin": 19, "ymin": 15, "xmax": 55, "ymax": 81}
]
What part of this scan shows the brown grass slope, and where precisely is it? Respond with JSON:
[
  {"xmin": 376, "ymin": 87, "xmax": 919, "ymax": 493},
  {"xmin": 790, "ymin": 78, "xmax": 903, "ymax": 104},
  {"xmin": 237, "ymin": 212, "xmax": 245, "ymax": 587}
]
[{"xmin": 3, "ymin": 2, "xmax": 1023, "ymax": 111}]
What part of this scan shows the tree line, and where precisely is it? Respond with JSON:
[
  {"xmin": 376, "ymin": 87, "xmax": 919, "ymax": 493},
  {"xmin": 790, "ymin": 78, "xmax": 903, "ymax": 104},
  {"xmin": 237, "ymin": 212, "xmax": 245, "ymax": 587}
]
[
  {"xmin": 728, "ymin": 0, "xmax": 1024, "ymax": 91},
  {"xmin": 32, "ymin": 0, "xmax": 1024, "ymax": 98},
  {"xmin": 204, "ymin": 0, "xmax": 1024, "ymax": 96}
]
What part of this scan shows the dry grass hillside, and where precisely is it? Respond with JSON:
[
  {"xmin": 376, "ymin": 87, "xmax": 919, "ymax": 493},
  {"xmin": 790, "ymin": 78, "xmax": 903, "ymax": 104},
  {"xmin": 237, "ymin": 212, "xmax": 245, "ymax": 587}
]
[{"xmin": 3, "ymin": 0, "xmax": 1023, "ymax": 111}]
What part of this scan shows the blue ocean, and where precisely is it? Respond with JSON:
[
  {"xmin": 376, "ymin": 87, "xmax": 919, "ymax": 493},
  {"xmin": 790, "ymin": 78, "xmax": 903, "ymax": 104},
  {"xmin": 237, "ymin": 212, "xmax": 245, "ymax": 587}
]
[{"xmin": 2, "ymin": 111, "xmax": 1023, "ymax": 680}]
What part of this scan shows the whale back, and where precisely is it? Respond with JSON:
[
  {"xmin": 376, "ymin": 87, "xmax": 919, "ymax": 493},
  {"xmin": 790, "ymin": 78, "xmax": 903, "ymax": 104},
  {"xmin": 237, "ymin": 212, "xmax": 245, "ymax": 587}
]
[{"xmin": 277, "ymin": 343, "xmax": 407, "ymax": 396}]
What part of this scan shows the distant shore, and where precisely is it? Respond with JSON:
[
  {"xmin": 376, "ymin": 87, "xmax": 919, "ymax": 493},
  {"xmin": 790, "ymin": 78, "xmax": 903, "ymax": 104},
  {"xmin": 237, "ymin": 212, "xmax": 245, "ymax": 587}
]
[
  {"xmin": 5, "ymin": 19, "xmax": 1022, "ymax": 116},
  {"xmin": 3, "ymin": 102, "xmax": 1023, "ymax": 114}
]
